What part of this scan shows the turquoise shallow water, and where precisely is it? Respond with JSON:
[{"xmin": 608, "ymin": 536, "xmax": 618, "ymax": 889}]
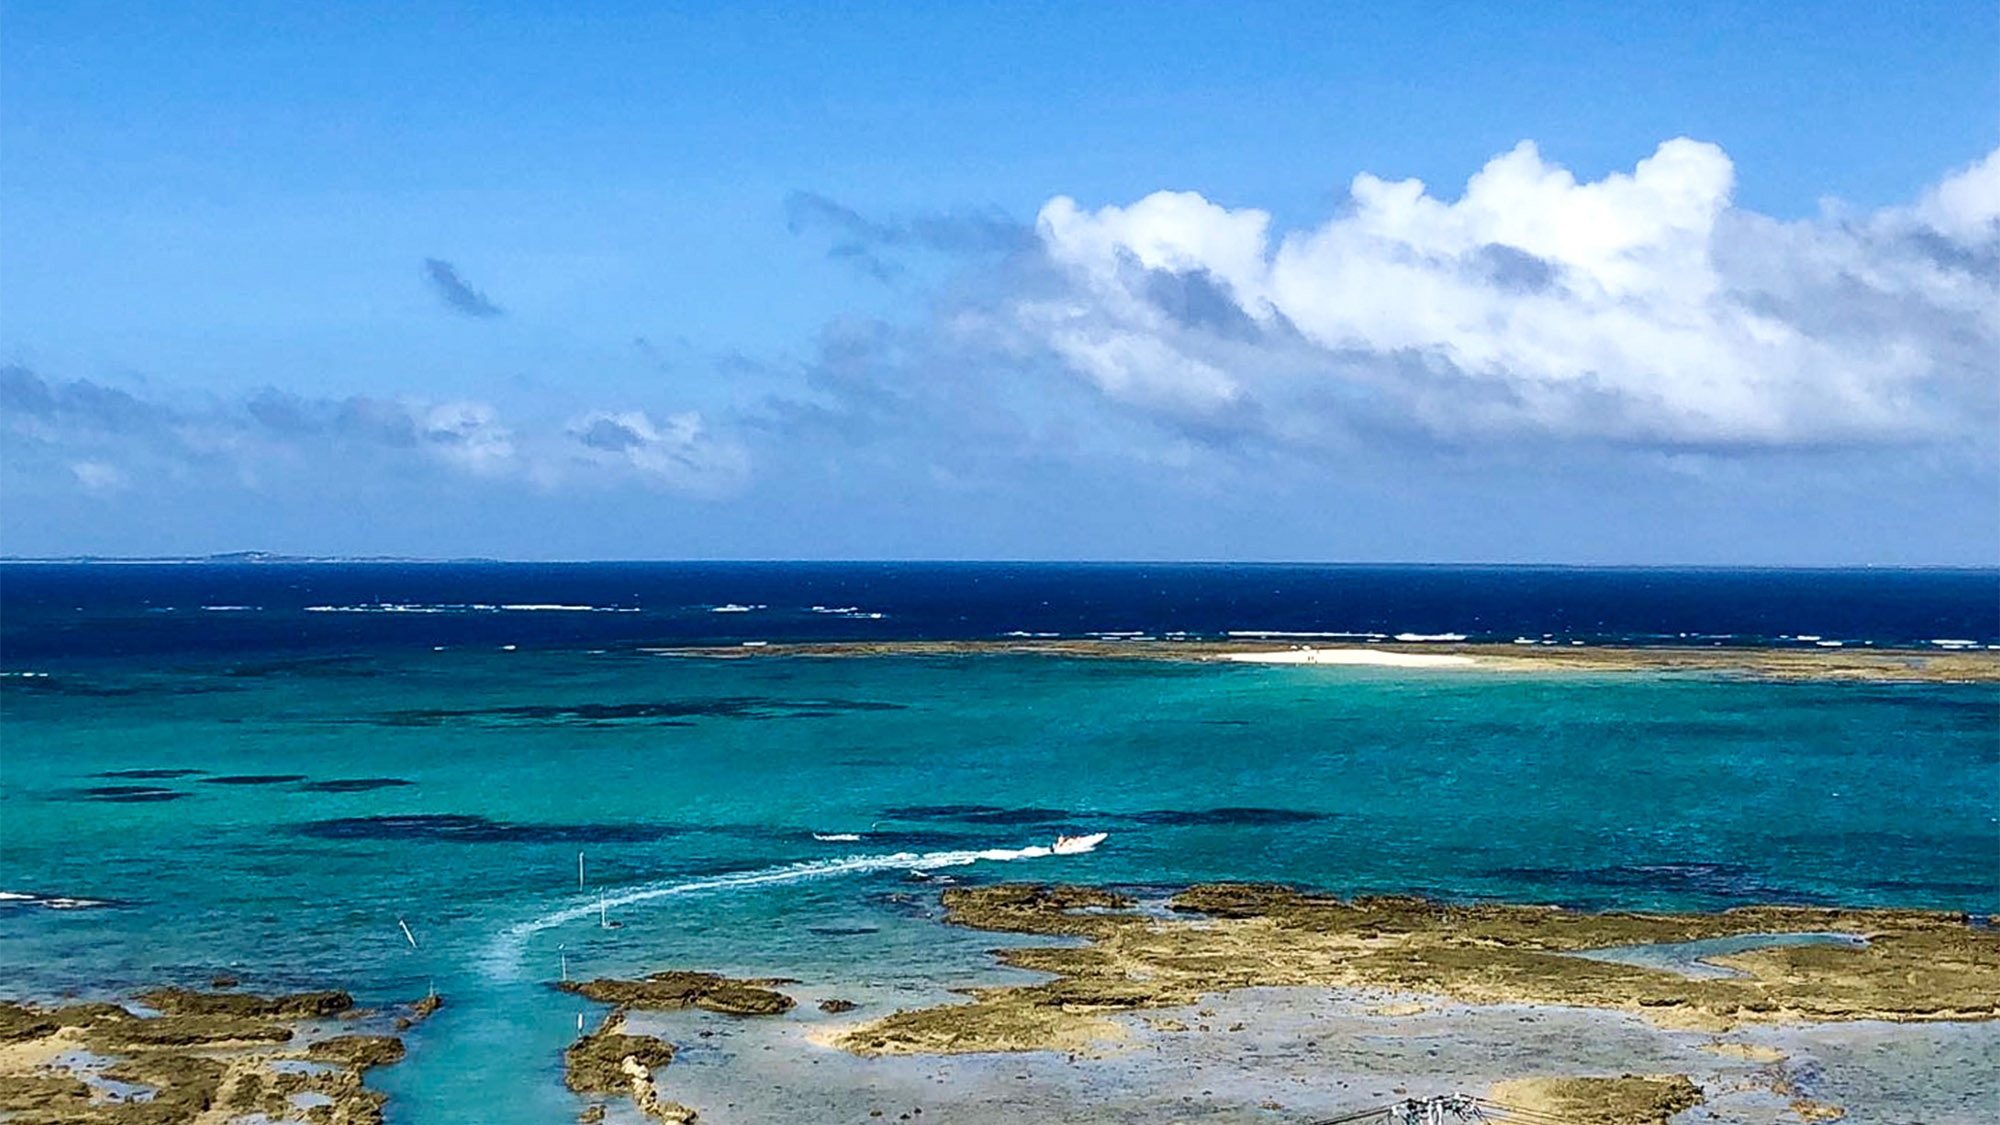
[{"xmin": 2, "ymin": 648, "xmax": 1996, "ymax": 1122}]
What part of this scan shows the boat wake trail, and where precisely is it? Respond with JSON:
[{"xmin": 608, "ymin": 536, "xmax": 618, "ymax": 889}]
[{"xmin": 485, "ymin": 836, "xmax": 1102, "ymax": 979}]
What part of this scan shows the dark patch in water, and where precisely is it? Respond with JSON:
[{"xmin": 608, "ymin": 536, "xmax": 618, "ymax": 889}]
[
  {"xmin": 1124, "ymin": 807, "xmax": 1328, "ymax": 826},
  {"xmin": 1493, "ymin": 862, "xmax": 1812, "ymax": 902},
  {"xmin": 202, "ymin": 774, "xmax": 309, "ymax": 785},
  {"xmin": 3, "ymin": 677, "xmax": 143, "ymax": 697},
  {"xmin": 789, "ymin": 827, "xmax": 984, "ymax": 849},
  {"xmin": 881, "ymin": 804, "xmax": 1010, "ymax": 820},
  {"xmin": 76, "ymin": 785, "xmax": 187, "ymax": 802},
  {"xmin": 374, "ymin": 697, "xmax": 905, "ymax": 726},
  {"xmin": 880, "ymin": 804, "xmax": 1075, "ymax": 826},
  {"xmin": 862, "ymin": 890, "xmax": 938, "ymax": 919},
  {"xmin": 296, "ymin": 813, "xmax": 678, "ymax": 844},
  {"xmin": 95, "ymin": 768, "xmax": 208, "ymax": 779},
  {"xmin": 297, "ymin": 778, "xmax": 414, "ymax": 792},
  {"xmin": 220, "ymin": 657, "xmax": 381, "ymax": 679},
  {"xmin": 806, "ymin": 926, "xmax": 880, "ymax": 936},
  {"xmin": 884, "ymin": 804, "xmax": 1329, "ymax": 828}
]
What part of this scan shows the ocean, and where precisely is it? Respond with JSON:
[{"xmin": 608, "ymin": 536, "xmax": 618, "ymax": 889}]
[{"xmin": 2, "ymin": 562, "xmax": 1996, "ymax": 1123}]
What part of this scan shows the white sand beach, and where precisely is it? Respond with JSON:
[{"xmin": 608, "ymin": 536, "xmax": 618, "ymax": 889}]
[{"xmin": 1222, "ymin": 647, "xmax": 1479, "ymax": 668}]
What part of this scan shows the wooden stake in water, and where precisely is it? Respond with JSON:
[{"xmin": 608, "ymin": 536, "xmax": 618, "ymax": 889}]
[{"xmin": 397, "ymin": 917, "xmax": 419, "ymax": 949}]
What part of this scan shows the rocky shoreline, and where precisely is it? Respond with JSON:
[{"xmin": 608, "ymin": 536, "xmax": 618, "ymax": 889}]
[
  {"xmin": 10, "ymin": 885, "xmax": 1993, "ymax": 1124},
  {"xmin": 543, "ymin": 883, "xmax": 1997, "ymax": 1125},
  {"xmin": 0, "ymin": 986, "xmax": 438, "ymax": 1124},
  {"xmin": 829, "ymin": 883, "xmax": 2000, "ymax": 1058}
]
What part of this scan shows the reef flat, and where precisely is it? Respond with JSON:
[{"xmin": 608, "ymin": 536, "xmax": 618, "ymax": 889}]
[
  {"xmin": 830, "ymin": 883, "xmax": 2000, "ymax": 1057},
  {"xmin": 557, "ymin": 971, "xmax": 796, "ymax": 1122},
  {"xmin": 0, "ymin": 988, "xmax": 434, "ymax": 1124},
  {"xmin": 651, "ymin": 640, "xmax": 2000, "ymax": 682}
]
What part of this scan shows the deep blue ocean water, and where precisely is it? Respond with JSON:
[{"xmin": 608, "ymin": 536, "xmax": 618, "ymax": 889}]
[
  {"xmin": 2, "ymin": 563, "xmax": 1996, "ymax": 1123},
  {"xmin": 3, "ymin": 561, "xmax": 1996, "ymax": 660}
]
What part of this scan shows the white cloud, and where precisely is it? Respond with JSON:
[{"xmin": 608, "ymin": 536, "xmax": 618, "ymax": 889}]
[
  {"xmin": 1915, "ymin": 148, "xmax": 2000, "ymax": 243},
  {"xmin": 419, "ymin": 400, "xmax": 517, "ymax": 475},
  {"xmin": 1022, "ymin": 138, "xmax": 2000, "ymax": 451},
  {"xmin": 0, "ymin": 366, "xmax": 751, "ymax": 500},
  {"xmin": 564, "ymin": 409, "xmax": 750, "ymax": 496},
  {"xmin": 70, "ymin": 460, "xmax": 127, "ymax": 494}
]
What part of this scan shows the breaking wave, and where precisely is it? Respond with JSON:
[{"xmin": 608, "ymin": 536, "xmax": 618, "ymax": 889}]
[{"xmin": 486, "ymin": 837, "xmax": 1102, "ymax": 979}]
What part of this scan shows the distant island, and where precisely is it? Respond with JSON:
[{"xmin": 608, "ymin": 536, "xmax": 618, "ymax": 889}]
[{"xmin": 0, "ymin": 552, "xmax": 502, "ymax": 565}]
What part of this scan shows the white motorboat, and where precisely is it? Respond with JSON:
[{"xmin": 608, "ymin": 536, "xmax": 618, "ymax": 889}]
[{"xmin": 1051, "ymin": 832, "xmax": 1107, "ymax": 855}]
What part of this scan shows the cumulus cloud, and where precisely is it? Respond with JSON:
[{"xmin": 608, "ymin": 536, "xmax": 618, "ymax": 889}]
[
  {"xmin": 1000, "ymin": 138, "xmax": 1999, "ymax": 453},
  {"xmin": 423, "ymin": 257, "xmax": 504, "ymax": 317}
]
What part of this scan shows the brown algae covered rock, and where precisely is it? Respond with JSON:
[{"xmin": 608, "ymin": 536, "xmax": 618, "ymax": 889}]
[
  {"xmin": 564, "ymin": 1014, "xmax": 677, "ymax": 1094},
  {"xmin": 134, "ymin": 986, "xmax": 354, "ymax": 1020},
  {"xmin": 305, "ymin": 1034, "xmax": 407, "ymax": 1069},
  {"xmin": 0, "ymin": 991, "xmax": 419, "ymax": 1125},
  {"xmin": 558, "ymin": 971, "xmax": 795, "ymax": 1016},
  {"xmin": 832, "ymin": 881, "xmax": 2000, "ymax": 1057},
  {"xmin": 939, "ymin": 883, "xmax": 1138, "ymax": 937},
  {"xmin": 0, "ymin": 1073, "xmax": 95, "ymax": 1121},
  {"xmin": 1488, "ymin": 1074, "xmax": 1703, "ymax": 1125}
]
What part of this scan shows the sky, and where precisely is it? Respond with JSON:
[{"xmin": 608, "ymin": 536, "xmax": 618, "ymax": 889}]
[{"xmin": 2, "ymin": 1, "xmax": 1997, "ymax": 563}]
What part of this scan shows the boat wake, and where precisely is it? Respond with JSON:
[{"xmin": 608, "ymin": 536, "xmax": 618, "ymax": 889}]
[{"xmin": 486, "ymin": 836, "xmax": 1104, "ymax": 979}]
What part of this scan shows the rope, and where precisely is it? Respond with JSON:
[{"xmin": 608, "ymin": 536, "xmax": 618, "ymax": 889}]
[{"xmin": 1303, "ymin": 1094, "xmax": 1579, "ymax": 1125}]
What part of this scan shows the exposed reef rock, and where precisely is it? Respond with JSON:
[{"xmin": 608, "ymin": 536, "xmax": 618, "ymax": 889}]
[
  {"xmin": 564, "ymin": 1013, "xmax": 698, "ymax": 1122},
  {"xmin": 0, "ymin": 989, "xmax": 417, "ymax": 1124},
  {"xmin": 305, "ymin": 1034, "xmax": 407, "ymax": 1068},
  {"xmin": 135, "ymin": 986, "xmax": 354, "ymax": 1019},
  {"xmin": 832, "ymin": 882, "xmax": 2000, "ymax": 1055},
  {"xmin": 558, "ymin": 970, "xmax": 796, "ymax": 1016},
  {"xmin": 564, "ymin": 1014, "xmax": 677, "ymax": 1094},
  {"xmin": 1487, "ymin": 1075, "xmax": 1704, "ymax": 1125}
]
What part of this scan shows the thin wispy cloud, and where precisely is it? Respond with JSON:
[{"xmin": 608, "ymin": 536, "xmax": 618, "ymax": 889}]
[
  {"xmin": 785, "ymin": 191, "xmax": 1032, "ymax": 281},
  {"xmin": 0, "ymin": 366, "xmax": 746, "ymax": 501},
  {"xmin": 422, "ymin": 257, "xmax": 505, "ymax": 317}
]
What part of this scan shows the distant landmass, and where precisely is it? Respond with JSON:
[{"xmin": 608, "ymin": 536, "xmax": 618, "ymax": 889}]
[{"xmin": 1, "ymin": 551, "xmax": 501, "ymax": 564}]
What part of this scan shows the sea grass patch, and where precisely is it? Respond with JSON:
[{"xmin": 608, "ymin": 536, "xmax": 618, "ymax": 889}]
[{"xmin": 296, "ymin": 813, "xmax": 677, "ymax": 845}]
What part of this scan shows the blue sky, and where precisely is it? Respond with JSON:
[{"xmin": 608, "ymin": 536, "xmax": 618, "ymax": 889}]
[{"xmin": 3, "ymin": 1, "xmax": 1996, "ymax": 562}]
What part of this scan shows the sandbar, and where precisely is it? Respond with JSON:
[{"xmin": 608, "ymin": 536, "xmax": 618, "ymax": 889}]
[{"xmin": 646, "ymin": 639, "xmax": 2000, "ymax": 682}]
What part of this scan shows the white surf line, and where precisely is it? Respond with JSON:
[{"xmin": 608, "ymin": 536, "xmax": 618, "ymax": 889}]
[{"xmin": 485, "ymin": 837, "xmax": 1102, "ymax": 979}]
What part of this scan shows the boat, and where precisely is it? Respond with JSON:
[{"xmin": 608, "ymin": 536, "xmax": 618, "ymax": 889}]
[{"xmin": 1051, "ymin": 832, "xmax": 1107, "ymax": 855}]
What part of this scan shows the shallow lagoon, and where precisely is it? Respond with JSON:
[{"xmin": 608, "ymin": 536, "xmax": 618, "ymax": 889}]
[{"xmin": 4, "ymin": 648, "xmax": 1996, "ymax": 1122}]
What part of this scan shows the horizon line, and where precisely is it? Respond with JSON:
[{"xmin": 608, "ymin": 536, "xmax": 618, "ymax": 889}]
[{"xmin": 2, "ymin": 553, "xmax": 1996, "ymax": 573}]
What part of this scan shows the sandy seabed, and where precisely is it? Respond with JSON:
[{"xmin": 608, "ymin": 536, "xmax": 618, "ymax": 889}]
[{"xmin": 616, "ymin": 985, "xmax": 2000, "ymax": 1125}]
